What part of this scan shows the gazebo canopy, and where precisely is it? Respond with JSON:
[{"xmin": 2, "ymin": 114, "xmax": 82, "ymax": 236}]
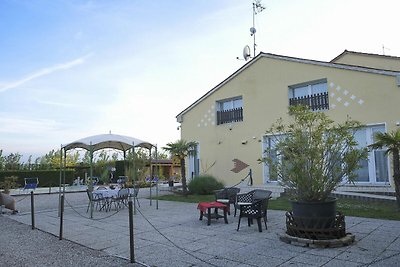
[{"xmin": 62, "ymin": 133, "xmax": 154, "ymax": 152}]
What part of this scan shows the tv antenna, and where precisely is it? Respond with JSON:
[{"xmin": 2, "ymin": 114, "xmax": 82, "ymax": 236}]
[
  {"xmin": 251, "ymin": 0, "xmax": 265, "ymax": 57},
  {"xmin": 237, "ymin": 1, "xmax": 266, "ymax": 61}
]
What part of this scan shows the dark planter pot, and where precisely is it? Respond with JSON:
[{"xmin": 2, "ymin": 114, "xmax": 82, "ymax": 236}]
[{"xmin": 290, "ymin": 197, "xmax": 337, "ymax": 230}]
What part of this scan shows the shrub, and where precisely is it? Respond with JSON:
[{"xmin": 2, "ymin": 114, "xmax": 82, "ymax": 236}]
[
  {"xmin": 0, "ymin": 176, "xmax": 20, "ymax": 194},
  {"xmin": 188, "ymin": 175, "xmax": 224, "ymax": 195}
]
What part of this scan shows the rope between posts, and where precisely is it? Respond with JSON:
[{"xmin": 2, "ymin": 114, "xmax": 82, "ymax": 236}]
[
  {"xmin": 15, "ymin": 194, "xmax": 30, "ymax": 202},
  {"xmin": 63, "ymin": 196, "xmax": 122, "ymax": 221},
  {"xmin": 135, "ymin": 206, "xmax": 219, "ymax": 267}
]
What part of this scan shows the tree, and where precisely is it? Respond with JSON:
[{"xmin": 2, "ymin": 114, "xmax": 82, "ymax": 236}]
[
  {"xmin": 0, "ymin": 150, "xmax": 5, "ymax": 170},
  {"xmin": 369, "ymin": 129, "xmax": 400, "ymax": 211},
  {"xmin": 261, "ymin": 105, "xmax": 367, "ymax": 202},
  {"xmin": 4, "ymin": 152, "xmax": 22, "ymax": 170},
  {"xmin": 163, "ymin": 140, "xmax": 197, "ymax": 195}
]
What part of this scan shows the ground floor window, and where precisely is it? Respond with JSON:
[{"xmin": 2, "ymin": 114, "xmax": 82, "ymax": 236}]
[
  {"xmin": 262, "ymin": 124, "xmax": 389, "ymax": 184},
  {"xmin": 353, "ymin": 125, "xmax": 389, "ymax": 183},
  {"xmin": 188, "ymin": 143, "xmax": 200, "ymax": 180}
]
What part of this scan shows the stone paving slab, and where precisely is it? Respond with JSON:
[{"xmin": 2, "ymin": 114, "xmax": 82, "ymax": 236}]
[{"xmin": 5, "ymin": 191, "xmax": 400, "ymax": 267}]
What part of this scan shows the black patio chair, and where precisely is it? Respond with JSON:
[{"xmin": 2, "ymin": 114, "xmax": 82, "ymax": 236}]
[
  {"xmin": 215, "ymin": 187, "xmax": 240, "ymax": 215},
  {"xmin": 86, "ymin": 189, "xmax": 107, "ymax": 212},
  {"xmin": 130, "ymin": 187, "xmax": 140, "ymax": 207},
  {"xmin": 236, "ymin": 189, "xmax": 272, "ymax": 232}
]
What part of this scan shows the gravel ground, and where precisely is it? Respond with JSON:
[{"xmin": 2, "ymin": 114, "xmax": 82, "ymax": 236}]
[{"xmin": 0, "ymin": 212, "xmax": 142, "ymax": 267}]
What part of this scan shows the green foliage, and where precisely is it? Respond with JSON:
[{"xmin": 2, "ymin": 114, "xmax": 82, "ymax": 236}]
[
  {"xmin": 0, "ymin": 176, "xmax": 20, "ymax": 193},
  {"xmin": 261, "ymin": 105, "xmax": 368, "ymax": 202},
  {"xmin": 0, "ymin": 170, "xmax": 75, "ymax": 187},
  {"xmin": 188, "ymin": 175, "xmax": 224, "ymax": 195}
]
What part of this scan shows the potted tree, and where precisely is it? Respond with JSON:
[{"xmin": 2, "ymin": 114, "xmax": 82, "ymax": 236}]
[{"xmin": 261, "ymin": 105, "xmax": 367, "ymax": 236}]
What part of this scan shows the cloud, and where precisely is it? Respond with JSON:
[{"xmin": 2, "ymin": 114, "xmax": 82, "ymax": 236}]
[
  {"xmin": 0, "ymin": 53, "xmax": 92, "ymax": 93},
  {"xmin": 0, "ymin": 115, "xmax": 60, "ymax": 134}
]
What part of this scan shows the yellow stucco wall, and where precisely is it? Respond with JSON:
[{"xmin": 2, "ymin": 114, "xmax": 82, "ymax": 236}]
[
  {"xmin": 332, "ymin": 53, "xmax": 400, "ymax": 71},
  {"xmin": 180, "ymin": 55, "xmax": 400, "ymax": 186}
]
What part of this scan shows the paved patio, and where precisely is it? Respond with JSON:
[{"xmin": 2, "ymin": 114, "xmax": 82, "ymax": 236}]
[{"xmin": 5, "ymin": 190, "xmax": 400, "ymax": 267}]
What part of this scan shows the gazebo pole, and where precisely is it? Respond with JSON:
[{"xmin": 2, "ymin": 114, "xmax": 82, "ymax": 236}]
[
  {"xmin": 63, "ymin": 149, "xmax": 67, "ymax": 194},
  {"xmin": 58, "ymin": 145, "xmax": 63, "ymax": 217},
  {"xmin": 156, "ymin": 145, "xmax": 159, "ymax": 210},
  {"xmin": 89, "ymin": 142, "xmax": 94, "ymax": 219},
  {"xmin": 149, "ymin": 147, "xmax": 152, "ymax": 206},
  {"xmin": 132, "ymin": 143, "xmax": 137, "ymax": 215}
]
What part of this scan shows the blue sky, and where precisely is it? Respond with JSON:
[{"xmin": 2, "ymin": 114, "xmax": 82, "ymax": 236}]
[{"xmin": 1, "ymin": 0, "xmax": 399, "ymax": 161}]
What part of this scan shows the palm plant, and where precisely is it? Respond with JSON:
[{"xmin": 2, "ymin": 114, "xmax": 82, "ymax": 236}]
[
  {"xmin": 163, "ymin": 140, "xmax": 197, "ymax": 195},
  {"xmin": 369, "ymin": 129, "xmax": 400, "ymax": 211}
]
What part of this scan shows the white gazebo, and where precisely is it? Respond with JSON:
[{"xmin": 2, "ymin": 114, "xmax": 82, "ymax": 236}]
[{"xmin": 60, "ymin": 133, "xmax": 156, "ymax": 217}]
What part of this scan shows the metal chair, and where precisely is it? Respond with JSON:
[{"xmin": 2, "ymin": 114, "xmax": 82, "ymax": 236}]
[
  {"xmin": 236, "ymin": 189, "xmax": 272, "ymax": 232},
  {"xmin": 86, "ymin": 189, "xmax": 107, "ymax": 212},
  {"xmin": 130, "ymin": 187, "xmax": 140, "ymax": 207},
  {"xmin": 215, "ymin": 187, "xmax": 240, "ymax": 215}
]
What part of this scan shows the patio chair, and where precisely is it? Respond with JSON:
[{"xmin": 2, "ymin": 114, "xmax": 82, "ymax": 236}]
[
  {"xmin": 130, "ymin": 187, "xmax": 140, "ymax": 207},
  {"xmin": 215, "ymin": 187, "xmax": 240, "ymax": 215},
  {"xmin": 236, "ymin": 189, "xmax": 272, "ymax": 232},
  {"xmin": 86, "ymin": 189, "xmax": 107, "ymax": 212},
  {"xmin": 23, "ymin": 177, "xmax": 39, "ymax": 191},
  {"xmin": 109, "ymin": 188, "xmax": 129, "ymax": 210}
]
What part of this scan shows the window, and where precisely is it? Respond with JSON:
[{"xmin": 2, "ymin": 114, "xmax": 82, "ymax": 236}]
[
  {"xmin": 216, "ymin": 96, "xmax": 243, "ymax": 125},
  {"xmin": 289, "ymin": 79, "xmax": 329, "ymax": 110},
  {"xmin": 262, "ymin": 125, "xmax": 389, "ymax": 185},
  {"xmin": 353, "ymin": 125, "xmax": 389, "ymax": 183}
]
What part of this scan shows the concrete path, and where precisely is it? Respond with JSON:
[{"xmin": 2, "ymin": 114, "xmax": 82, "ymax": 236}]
[{"xmin": 4, "ymin": 190, "xmax": 400, "ymax": 267}]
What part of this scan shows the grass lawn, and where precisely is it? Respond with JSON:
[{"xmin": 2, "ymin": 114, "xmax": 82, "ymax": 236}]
[{"xmin": 155, "ymin": 194, "xmax": 400, "ymax": 221}]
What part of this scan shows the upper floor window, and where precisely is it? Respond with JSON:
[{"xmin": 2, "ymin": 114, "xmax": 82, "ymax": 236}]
[
  {"xmin": 289, "ymin": 79, "xmax": 329, "ymax": 111},
  {"xmin": 216, "ymin": 96, "xmax": 243, "ymax": 125}
]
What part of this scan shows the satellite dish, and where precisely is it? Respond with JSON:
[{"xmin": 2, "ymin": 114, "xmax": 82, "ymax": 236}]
[{"xmin": 243, "ymin": 45, "xmax": 251, "ymax": 61}]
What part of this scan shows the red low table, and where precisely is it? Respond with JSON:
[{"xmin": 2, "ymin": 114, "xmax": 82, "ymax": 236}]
[{"xmin": 197, "ymin": 201, "xmax": 228, "ymax": 226}]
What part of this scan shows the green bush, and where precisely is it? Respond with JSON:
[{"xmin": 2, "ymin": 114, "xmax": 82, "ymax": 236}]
[
  {"xmin": 0, "ymin": 176, "xmax": 19, "ymax": 193},
  {"xmin": 188, "ymin": 175, "xmax": 224, "ymax": 195}
]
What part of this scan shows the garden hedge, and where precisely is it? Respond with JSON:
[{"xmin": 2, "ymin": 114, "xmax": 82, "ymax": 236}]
[{"xmin": 0, "ymin": 170, "xmax": 75, "ymax": 188}]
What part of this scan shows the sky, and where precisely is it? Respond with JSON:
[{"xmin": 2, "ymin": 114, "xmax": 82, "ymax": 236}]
[{"xmin": 1, "ymin": 0, "xmax": 399, "ymax": 161}]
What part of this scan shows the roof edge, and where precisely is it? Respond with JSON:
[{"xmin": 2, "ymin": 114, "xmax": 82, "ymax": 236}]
[{"xmin": 331, "ymin": 49, "xmax": 400, "ymax": 63}]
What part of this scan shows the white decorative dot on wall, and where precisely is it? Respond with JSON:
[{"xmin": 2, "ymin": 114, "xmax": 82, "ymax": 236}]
[
  {"xmin": 329, "ymin": 81, "xmax": 365, "ymax": 111},
  {"xmin": 197, "ymin": 123, "xmax": 201, "ymax": 127}
]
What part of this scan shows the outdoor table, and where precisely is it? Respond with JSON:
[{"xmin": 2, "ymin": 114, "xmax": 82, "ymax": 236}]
[{"xmin": 197, "ymin": 201, "xmax": 228, "ymax": 226}]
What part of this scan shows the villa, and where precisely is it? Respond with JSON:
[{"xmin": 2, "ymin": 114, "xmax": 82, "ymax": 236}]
[{"xmin": 176, "ymin": 50, "xmax": 400, "ymax": 189}]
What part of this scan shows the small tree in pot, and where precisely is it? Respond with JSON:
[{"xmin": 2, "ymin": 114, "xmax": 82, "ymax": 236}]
[{"xmin": 261, "ymin": 106, "xmax": 368, "ymax": 237}]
